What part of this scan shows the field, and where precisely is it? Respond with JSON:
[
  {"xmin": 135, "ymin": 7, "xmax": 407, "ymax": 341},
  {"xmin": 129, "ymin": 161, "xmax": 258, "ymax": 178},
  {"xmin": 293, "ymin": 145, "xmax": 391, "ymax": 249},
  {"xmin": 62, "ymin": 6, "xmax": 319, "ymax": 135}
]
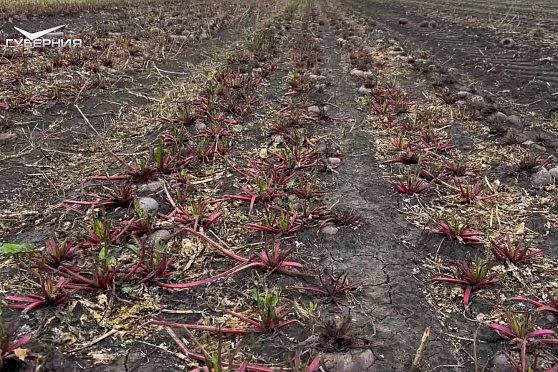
[{"xmin": 0, "ymin": 0, "xmax": 557, "ymax": 371}]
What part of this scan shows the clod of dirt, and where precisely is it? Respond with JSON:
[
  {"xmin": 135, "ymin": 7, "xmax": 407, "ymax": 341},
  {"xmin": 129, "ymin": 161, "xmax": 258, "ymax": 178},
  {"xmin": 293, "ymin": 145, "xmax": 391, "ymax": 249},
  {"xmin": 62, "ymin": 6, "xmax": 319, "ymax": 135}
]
[
  {"xmin": 454, "ymin": 91, "xmax": 473, "ymax": 100},
  {"xmin": 148, "ymin": 230, "xmax": 171, "ymax": 246},
  {"xmin": 530, "ymin": 167, "xmax": 553, "ymax": 188},
  {"xmin": 470, "ymin": 95, "xmax": 487, "ymax": 109},
  {"xmin": 358, "ymin": 86, "xmax": 372, "ymax": 94},
  {"xmin": 525, "ymin": 214, "xmax": 549, "ymax": 235},
  {"xmin": 523, "ymin": 140, "xmax": 547, "ymax": 152},
  {"xmin": 489, "ymin": 111, "xmax": 508, "ymax": 125},
  {"xmin": 499, "ymin": 38, "xmax": 515, "ymax": 49},
  {"xmin": 138, "ymin": 181, "xmax": 164, "ymax": 193},
  {"xmin": 349, "ymin": 68, "xmax": 365, "ymax": 77},
  {"xmin": 308, "ymin": 105, "xmax": 322, "ymax": 114},
  {"xmin": 428, "ymin": 21, "xmax": 437, "ymax": 28},
  {"xmin": 419, "ymin": 20, "xmax": 429, "ymax": 28},
  {"xmin": 138, "ymin": 197, "xmax": 159, "ymax": 214},
  {"xmin": 328, "ymin": 157, "xmax": 341, "ymax": 167},
  {"xmin": 321, "ymin": 225, "xmax": 339, "ymax": 235},
  {"xmin": 321, "ymin": 349, "xmax": 375, "ymax": 372},
  {"xmin": 336, "ymin": 37, "xmax": 347, "ymax": 46},
  {"xmin": 549, "ymin": 167, "xmax": 558, "ymax": 181},
  {"xmin": 491, "ymin": 353, "xmax": 515, "ymax": 372},
  {"xmin": 506, "ymin": 114, "xmax": 521, "ymax": 128},
  {"xmin": 398, "ymin": 18, "xmax": 408, "ymax": 25}
]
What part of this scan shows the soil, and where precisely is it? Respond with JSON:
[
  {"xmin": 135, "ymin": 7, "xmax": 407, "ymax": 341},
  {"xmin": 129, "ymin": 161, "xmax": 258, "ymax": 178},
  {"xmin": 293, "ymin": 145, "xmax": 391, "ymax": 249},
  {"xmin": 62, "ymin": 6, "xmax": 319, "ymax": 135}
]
[
  {"xmin": 1, "ymin": 0, "xmax": 558, "ymax": 372},
  {"xmin": 343, "ymin": 0, "xmax": 558, "ymax": 118}
]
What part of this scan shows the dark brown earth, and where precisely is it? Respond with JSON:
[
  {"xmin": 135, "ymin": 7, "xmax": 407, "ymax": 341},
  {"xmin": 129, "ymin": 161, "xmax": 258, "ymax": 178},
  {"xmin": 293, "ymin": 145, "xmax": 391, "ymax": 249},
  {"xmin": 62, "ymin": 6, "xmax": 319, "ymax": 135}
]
[
  {"xmin": 344, "ymin": 0, "xmax": 558, "ymax": 118},
  {"xmin": 1, "ymin": 0, "xmax": 558, "ymax": 371}
]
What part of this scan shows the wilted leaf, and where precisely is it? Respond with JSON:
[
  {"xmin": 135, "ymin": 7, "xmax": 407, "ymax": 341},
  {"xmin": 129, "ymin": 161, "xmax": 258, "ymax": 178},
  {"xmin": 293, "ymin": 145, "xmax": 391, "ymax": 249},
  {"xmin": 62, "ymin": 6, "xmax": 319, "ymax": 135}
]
[{"xmin": 14, "ymin": 348, "xmax": 28, "ymax": 361}]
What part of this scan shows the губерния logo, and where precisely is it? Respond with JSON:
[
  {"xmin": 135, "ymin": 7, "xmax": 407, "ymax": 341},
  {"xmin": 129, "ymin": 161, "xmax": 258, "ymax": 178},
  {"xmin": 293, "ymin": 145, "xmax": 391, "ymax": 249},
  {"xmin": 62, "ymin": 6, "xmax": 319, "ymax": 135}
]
[{"xmin": 5, "ymin": 25, "xmax": 82, "ymax": 48}]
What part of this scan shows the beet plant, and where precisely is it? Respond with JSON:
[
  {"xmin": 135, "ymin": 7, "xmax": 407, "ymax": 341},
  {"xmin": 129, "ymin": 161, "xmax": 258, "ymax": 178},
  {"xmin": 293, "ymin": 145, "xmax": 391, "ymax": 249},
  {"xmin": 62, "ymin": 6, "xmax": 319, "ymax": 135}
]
[
  {"xmin": 61, "ymin": 245, "xmax": 120, "ymax": 292},
  {"xmin": 0, "ymin": 308, "xmax": 37, "ymax": 370},
  {"xmin": 93, "ymin": 156, "xmax": 156, "ymax": 182},
  {"xmin": 225, "ymin": 177, "xmax": 283, "ymax": 216},
  {"xmin": 431, "ymin": 217, "xmax": 482, "ymax": 245},
  {"xmin": 320, "ymin": 210, "xmax": 362, "ymax": 228},
  {"xmin": 385, "ymin": 150, "xmax": 420, "ymax": 165},
  {"xmin": 7, "ymin": 271, "xmax": 68, "ymax": 313},
  {"xmin": 291, "ymin": 183, "xmax": 325, "ymax": 200},
  {"xmin": 244, "ymin": 209, "xmax": 304, "ymax": 237},
  {"xmin": 63, "ymin": 184, "xmax": 134, "ymax": 211},
  {"xmin": 38, "ymin": 236, "xmax": 80, "ymax": 270},
  {"xmin": 458, "ymin": 182, "xmax": 498, "ymax": 203},
  {"xmin": 491, "ymin": 313, "xmax": 558, "ymax": 371},
  {"xmin": 435, "ymin": 257, "xmax": 498, "ymax": 304},
  {"xmin": 444, "ymin": 159, "xmax": 476, "ymax": 179},
  {"xmin": 154, "ymin": 238, "xmax": 307, "ymax": 290},
  {"xmin": 162, "ymin": 184, "xmax": 222, "ymax": 231},
  {"xmin": 152, "ymin": 291, "xmax": 295, "ymax": 335},
  {"xmin": 389, "ymin": 174, "xmax": 430, "ymax": 196},
  {"xmin": 490, "ymin": 235, "xmax": 543, "ymax": 265},
  {"xmin": 510, "ymin": 292, "xmax": 558, "ymax": 315},
  {"xmin": 125, "ymin": 237, "xmax": 174, "ymax": 285},
  {"xmin": 81, "ymin": 210, "xmax": 133, "ymax": 249},
  {"xmin": 292, "ymin": 268, "xmax": 361, "ymax": 301},
  {"xmin": 317, "ymin": 312, "xmax": 357, "ymax": 352}
]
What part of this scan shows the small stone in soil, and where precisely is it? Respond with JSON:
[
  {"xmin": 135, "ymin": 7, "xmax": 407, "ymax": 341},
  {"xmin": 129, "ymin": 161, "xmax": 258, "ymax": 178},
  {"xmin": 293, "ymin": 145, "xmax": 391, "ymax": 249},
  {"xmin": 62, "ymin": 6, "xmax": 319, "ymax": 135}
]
[
  {"xmin": 138, "ymin": 197, "xmax": 159, "ymax": 214},
  {"xmin": 358, "ymin": 86, "xmax": 372, "ymax": 94},
  {"xmin": 548, "ymin": 167, "xmax": 558, "ymax": 181},
  {"xmin": 308, "ymin": 105, "xmax": 321, "ymax": 114},
  {"xmin": 506, "ymin": 114, "xmax": 521, "ymax": 127},
  {"xmin": 321, "ymin": 349, "xmax": 375, "ymax": 372},
  {"xmin": 349, "ymin": 68, "xmax": 365, "ymax": 77},
  {"xmin": 398, "ymin": 18, "xmax": 408, "ymax": 24},
  {"xmin": 489, "ymin": 112, "xmax": 508, "ymax": 124},
  {"xmin": 455, "ymin": 91, "xmax": 473, "ymax": 100},
  {"xmin": 419, "ymin": 20, "xmax": 429, "ymax": 27},
  {"xmin": 328, "ymin": 157, "xmax": 341, "ymax": 167},
  {"xmin": 470, "ymin": 95, "xmax": 487, "ymax": 109},
  {"xmin": 499, "ymin": 37, "xmax": 515, "ymax": 49},
  {"xmin": 148, "ymin": 230, "xmax": 171, "ymax": 246},
  {"xmin": 530, "ymin": 167, "xmax": 553, "ymax": 188},
  {"xmin": 138, "ymin": 181, "xmax": 164, "ymax": 193},
  {"xmin": 321, "ymin": 225, "xmax": 339, "ymax": 235},
  {"xmin": 491, "ymin": 353, "xmax": 515, "ymax": 372}
]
